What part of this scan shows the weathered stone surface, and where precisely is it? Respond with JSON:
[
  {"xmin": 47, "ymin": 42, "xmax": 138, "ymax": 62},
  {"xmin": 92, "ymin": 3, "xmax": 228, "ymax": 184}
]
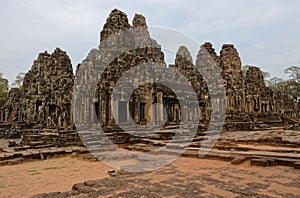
[
  {"xmin": 20, "ymin": 129, "xmax": 82, "ymax": 148},
  {"xmin": 250, "ymin": 158, "xmax": 270, "ymax": 166},
  {"xmin": 231, "ymin": 156, "xmax": 248, "ymax": 165},
  {"xmin": 220, "ymin": 44, "xmax": 244, "ymax": 113},
  {"xmin": 0, "ymin": 145, "xmax": 88, "ymax": 166},
  {"xmin": 0, "ymin": 157, "xmax": 24, "ymax": 166},
  {"xmin": 175, "ymin": 46, "xmax": 208, "ymax": 123},
  {"xmin": 1, "ymin": 88, "xmax": 21, "ymax": 122},
  {"xmin": 293, "ymin": 162, "xmax": 300, "ymax": 169},
  {"xmin": 100, "ymin": 9, "xmax": 131, "ymax": 42},
  {"xmin": 75, "ymin": 8, "xmax": 174, "ymax": 133},
  {"xmin": 1, "ymin": 48, "xmax": 74, "ymax": 129}
]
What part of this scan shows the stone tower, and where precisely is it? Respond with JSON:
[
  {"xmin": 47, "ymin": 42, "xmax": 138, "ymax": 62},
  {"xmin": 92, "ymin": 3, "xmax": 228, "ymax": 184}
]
[{"xmin": 2, "ymin": 48, "xmax": 74, "ymax": 128}]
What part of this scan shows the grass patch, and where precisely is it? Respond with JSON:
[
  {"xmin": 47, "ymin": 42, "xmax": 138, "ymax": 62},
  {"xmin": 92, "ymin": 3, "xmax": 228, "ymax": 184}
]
[
  {"xmin": 28, "ymin": 170, "xmax": 38, "ymax": 173},
  {"xmin": 44, "ymin": 166, "xmax": 65, "ymax": 170},
  {"xmin": 28, "ymin": 169, "xmax": 42, "ymax": 175},
  {"xmin": 30, "ymin": 172, "xmax": 42, "ymax": 175},
  {"xmin": 0, "ymin": 183, "xmax": 5, "ymax": 188}
]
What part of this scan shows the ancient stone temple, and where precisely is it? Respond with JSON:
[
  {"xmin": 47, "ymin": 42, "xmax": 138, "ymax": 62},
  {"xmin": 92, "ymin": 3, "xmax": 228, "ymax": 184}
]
[
  {"xmin": 0, "ymin": 9, "xmax": 298, "ymax": 132},
  {"xmin": 201, "ymin": 43, "xmax": 298, "ymax": 129},
  {"xmin": 1, "ymin": 48, "xmax": 74, "ymax": 129},
  {"xmin": 74, "ymin": 9, "xmax": 193, "ymax": 129},
  {"xmin": 74, "ymin": 9, "xmax": 298, "ymax": 132}
]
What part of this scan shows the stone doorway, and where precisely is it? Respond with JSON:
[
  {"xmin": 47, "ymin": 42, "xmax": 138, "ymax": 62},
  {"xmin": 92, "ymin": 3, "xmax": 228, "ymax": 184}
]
[
  {"xmin": 139, "ymin": 102, "xmax": 146, "ymax": 123},
  {"xmin": 118, "ymin": 101, "xmax": 127, "ymax": 123}
]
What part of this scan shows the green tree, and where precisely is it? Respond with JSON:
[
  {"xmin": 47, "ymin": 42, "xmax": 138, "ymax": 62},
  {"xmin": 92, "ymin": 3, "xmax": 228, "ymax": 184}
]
[
  {"xmin": 266, "ymin": 77, "xmax": 284, "ymax": 90},
  {"xmin": 12, "ymin": 72, "xmax": 25, "ymax": 89},
  {"xmin": 268, "ymin": 66, "xmax": 300, "ymax": 111},
  {"xmin": 284, "ymin": 66, "xmax": 300, "ymax": 110},
  {"xmin": 0, "ymin": 73, "xmax": 9, "ymax": 107},
  {"xmin": 285, "ymin": 66, "xmax": 300, "ymax": 83}
]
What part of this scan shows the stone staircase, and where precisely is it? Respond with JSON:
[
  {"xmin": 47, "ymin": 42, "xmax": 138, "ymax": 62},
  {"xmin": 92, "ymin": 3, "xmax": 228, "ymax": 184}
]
[
  {"xmin": 1, "ymin": 124, "xmax": 299, "ymax": 170},
  {"xmin": 118, "ymin": 128, "xmax": 300, "ymax": 169},
  {"xmin": 20, "ymin": 129, "xmax": 83, "ymax": 148},
  {"xmin": 0, "ymin": 129, "xmax": 86, "ymax": 166}
]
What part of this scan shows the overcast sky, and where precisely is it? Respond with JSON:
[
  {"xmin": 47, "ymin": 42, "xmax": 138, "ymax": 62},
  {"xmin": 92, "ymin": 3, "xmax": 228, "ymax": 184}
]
[{"xmin": 1, "ymin": 0, "xmax": 299, "ymax": 85}]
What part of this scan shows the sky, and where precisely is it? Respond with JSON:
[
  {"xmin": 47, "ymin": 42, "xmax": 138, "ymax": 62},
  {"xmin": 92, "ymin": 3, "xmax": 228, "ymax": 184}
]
[{"xmin": 0, "ymin": 0, "xmax": 299, "ymax": 86}]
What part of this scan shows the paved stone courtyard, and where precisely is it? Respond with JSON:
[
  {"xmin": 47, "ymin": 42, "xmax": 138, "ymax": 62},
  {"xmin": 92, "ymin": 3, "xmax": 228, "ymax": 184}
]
[{"xmin": 32, "ymin": 157, "xmax": 300, "ymax": 198}]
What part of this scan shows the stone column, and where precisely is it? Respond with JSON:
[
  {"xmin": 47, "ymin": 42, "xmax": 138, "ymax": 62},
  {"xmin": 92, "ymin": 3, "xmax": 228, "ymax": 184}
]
[
  {"xmin": 126, "ymin": 101, "xmax": 130, "ymax": 122},
  {"xmin": 157, "ymin": 92, "xmax": 163, "ymax": 124},
  {"xmin": 134, "ymin": 100, "xmax": 139, "ymax": 123}
]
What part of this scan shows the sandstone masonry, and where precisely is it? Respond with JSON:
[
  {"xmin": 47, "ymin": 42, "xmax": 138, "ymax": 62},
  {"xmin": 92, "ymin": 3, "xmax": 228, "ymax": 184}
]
[{"xmin": 0, "ymin": 9, "xmax": 298, "ymax": 134}]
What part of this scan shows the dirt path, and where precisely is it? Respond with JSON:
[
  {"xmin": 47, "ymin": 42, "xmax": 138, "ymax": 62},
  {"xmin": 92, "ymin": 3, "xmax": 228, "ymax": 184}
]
[{"xmin": 0, "ymin": 156, "xmax": 111, "ymax": 198}]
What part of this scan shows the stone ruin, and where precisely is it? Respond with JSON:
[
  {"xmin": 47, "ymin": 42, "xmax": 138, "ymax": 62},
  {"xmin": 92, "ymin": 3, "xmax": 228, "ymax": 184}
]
[
  {"xmin": 0, "ymin": 48, "xmax": 80, "ymax": 149},
  {"xmin": 0, "ymin": 9, "xmax": 298, "ymax": 146},
  {"xmin": 0, "ymin": 9, "xmax": 299, "ymax": 175},
  {"xmin": 1, "ymin": 48, "xmax": 74, "ymax": 128},
  {"xmin": 74, "ymin": 10, "xmax": 298, "ymax": 133}
]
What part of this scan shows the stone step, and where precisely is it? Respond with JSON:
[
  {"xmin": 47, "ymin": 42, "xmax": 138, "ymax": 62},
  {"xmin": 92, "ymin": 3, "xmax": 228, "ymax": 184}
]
[
  {"xmin": 28, "ymin": 141, "xmax": 46, "ymax": 146},
  {"xmin": 34, "ymin": 144, "xmax": 55, "ymax": 149},
  {"xmin": 0, "ymin": 146, "xmax": 88, "ymax": 164},
  {"xmin": 250, "ymin": 158, "xmax": 276, "ymax": 166},
  {"xmin": 0, "ymin": 157, "xmax": 24, "ymax": 166},
  {"xmin": 124, "ymin": 144, "xmax": 300, "ymax": 168}
]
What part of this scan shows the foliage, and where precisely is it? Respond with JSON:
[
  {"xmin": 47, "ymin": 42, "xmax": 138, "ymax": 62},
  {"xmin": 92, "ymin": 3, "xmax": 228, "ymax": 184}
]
[
  {"xmin": 12, "ymin": 72, "xmax": 25, "ymax": 89},
  {"xmin": 268, "ymin": 66, "xmax": 300, "ymax": 111},
  {"xmin": 266, "ymin": 77, "xmax": 284, "ymax": 90},
  {"xmin": 285, "ymin": 66, "xmax": 300, "ymax": 83},
  {"xmin": 242, "ymin": 65, "xmax": 300, "ymax": 112},
  {"xmin": 0, "ymin": 73, "xmax": 9, "ymax": 107},
  {"xmin": 284, "ymin": 66, "xmax": 300, "ymax": 110}
]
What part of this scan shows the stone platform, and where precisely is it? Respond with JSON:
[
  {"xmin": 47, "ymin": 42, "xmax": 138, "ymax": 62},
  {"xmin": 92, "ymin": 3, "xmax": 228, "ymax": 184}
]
[
  {"xmin": 1, "ymin": 128, "xmax": 300, "ymax": 169},
  {"xmin": 0, "ymin": 129, "xmax": 85, "ymax": 165}
]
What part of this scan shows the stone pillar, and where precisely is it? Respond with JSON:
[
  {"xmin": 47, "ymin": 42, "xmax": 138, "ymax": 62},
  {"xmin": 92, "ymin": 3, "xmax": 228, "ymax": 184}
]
[
  {"xmin": 107, "ymin": 97, "xmax": 114, "ymax": 125},
  {"xmin": 126, "ymin": 101, "xmax": 130, "ymax": 122},
  {"xmin": 183, "ymin": 106, "xmax": 188, "ymax": 122},
  {"xmin": 112, "ymin": 99, "xmax": 118, "ymax": 124},
  {"xmin": 134, "ymin": 100, "xmax": 139, "ymax": 123},
  {"xmin": 157, "ymin": 92, "xmax": 163, "ymax": 124},
  {"xmin": 144, "ymin": 88, "xmax": 153, "ymax": 124},
  {"xmin": 174, "ymin": 104, "xmax": 179, "ymax": 122}
]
